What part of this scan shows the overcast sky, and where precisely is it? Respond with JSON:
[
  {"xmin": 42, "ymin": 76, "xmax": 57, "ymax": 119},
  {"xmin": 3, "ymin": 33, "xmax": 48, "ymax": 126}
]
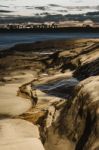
[
  {"xmin": 1, "ymin": 0, "xmax": 99, "ymax": 6},
  {"xmin": 0, "ymin": 0, "xmax": 99, "ymax": 17}
]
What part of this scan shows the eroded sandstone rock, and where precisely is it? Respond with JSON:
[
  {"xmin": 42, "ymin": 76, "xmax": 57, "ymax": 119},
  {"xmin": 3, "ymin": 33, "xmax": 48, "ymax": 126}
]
[
  {"xmin": 0, "ymin": 39, "xmax": 99, "ymax": 150},
  {"xmin": 0, "ymin": 119, "xmax": 45, "ymax": 150},
  {"xmin": 44, "ymin": 76, "xmax": 99, "ymax": 150}
]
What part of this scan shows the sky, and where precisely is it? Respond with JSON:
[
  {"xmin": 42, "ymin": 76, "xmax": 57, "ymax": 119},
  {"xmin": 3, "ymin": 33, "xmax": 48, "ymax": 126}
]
[
  {"xmin": 0, "ymin": 0, "xmax": 99, "ymax": 6},
  {"xmin": 0, "ymin": 0, "xmax": 99, "ymax": 17}
]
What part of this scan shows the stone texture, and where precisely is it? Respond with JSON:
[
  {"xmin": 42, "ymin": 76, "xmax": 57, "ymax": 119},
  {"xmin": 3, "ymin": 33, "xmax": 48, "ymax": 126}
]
[{"xmin": 0, "ymin": 119, "xmax": 44, "ymax": 150}]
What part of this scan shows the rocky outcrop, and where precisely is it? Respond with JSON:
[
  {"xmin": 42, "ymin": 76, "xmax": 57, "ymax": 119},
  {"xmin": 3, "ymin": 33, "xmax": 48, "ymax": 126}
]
[
  {"xmin": 0, "ymin": 39, "xmax": 99, "ymax": 150},
  {"xmin": 43, "ymin": 41, "xmax": 99, "ymax": 77},
  {"xmin": 43, "ymin": 76, "xmax": 99, "ymax": 150}
]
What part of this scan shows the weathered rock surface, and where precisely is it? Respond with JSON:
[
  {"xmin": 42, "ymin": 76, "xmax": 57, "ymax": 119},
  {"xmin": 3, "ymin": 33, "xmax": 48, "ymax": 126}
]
[
  {"xmin": 44, "ymin": 76, "xmax": 99, "ymax": 150},
  {"xmin": 73, "ymin": 76, "xmax": 99, "ymax": 150},
  {"xmin": 43, "ymin": 40, "xmax": 99, "ymax": 79},
  {"xmin": 0, "ymin": 72, "xmax": 34, "ymax": 116},
  {"xmin": 0, "ymin": 119, "xmax": 44, "ymax": 150},
  {"xmin": 0, "ymin": 39, "xmax": 99, "ymax": 150}
]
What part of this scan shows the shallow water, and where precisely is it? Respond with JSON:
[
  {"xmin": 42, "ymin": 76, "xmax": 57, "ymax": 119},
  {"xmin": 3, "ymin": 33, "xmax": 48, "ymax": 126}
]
[{"xmin": 34, "ymin": 77, "xmax": 79, "ymax": 98}]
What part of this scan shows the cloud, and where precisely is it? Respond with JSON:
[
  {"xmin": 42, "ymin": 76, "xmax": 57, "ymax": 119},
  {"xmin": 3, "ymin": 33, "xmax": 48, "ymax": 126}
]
[
  {"xmin": 0, "ymin": 5, "xmax": 9, "ymax": 8},
  {"xmin": 0, "ymin": 0, "xmax": 99, "ymax": 20},
  {"xmin": 35, "ymin": 6, "xmax": 49, "ymax": 11},
  {"xmin": 49, "ymin": 4, "xmax": 62, "ymax": 7},
  {"xmin": 0, "ymin": 10, "xmax": 12, "ymax": 13}
]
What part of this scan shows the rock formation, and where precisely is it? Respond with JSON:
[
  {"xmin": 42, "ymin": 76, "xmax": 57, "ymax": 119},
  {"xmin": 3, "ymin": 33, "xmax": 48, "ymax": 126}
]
[{"xmin": 0, "ymin": 39, "xmax": 99, "ymax": 150}]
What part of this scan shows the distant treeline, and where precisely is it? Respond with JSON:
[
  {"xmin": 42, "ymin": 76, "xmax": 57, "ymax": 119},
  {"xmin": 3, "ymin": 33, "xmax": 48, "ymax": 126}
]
[{"xmin": 0, "ymin": 27, "xmax": 99, "ymax": 33}]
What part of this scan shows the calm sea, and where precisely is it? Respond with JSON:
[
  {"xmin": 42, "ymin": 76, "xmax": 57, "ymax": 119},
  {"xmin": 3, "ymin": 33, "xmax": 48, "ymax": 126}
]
[{"xmin": 0, "ymin": 32, "xmax": 99, "ymax": 50}]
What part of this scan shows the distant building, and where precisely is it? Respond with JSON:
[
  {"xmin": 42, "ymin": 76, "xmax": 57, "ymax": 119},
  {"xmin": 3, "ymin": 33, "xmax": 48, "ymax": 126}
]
[
  {"xmin": 57, "ymin": 21, "xmax": 83, "ymax": 27},
  {"xmin": 94, "ymin": 23, "xmax": 99, "ymax": 28},
  {"xmin": 83, "ymin": 20, "xmax": 94, "ymax": 27}
]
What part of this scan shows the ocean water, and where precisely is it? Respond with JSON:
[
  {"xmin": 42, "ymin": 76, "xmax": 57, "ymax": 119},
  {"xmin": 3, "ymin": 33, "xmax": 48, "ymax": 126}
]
[{"xmin": 0, "ymin": 32, "xmax": 99, "ymax": 49}]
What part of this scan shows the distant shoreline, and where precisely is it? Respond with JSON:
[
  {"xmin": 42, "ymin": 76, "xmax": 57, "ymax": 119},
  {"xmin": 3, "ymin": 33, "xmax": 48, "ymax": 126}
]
[{"xmin": 1, "ymin": 27, "xmax": 99, "ymax": 33}]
